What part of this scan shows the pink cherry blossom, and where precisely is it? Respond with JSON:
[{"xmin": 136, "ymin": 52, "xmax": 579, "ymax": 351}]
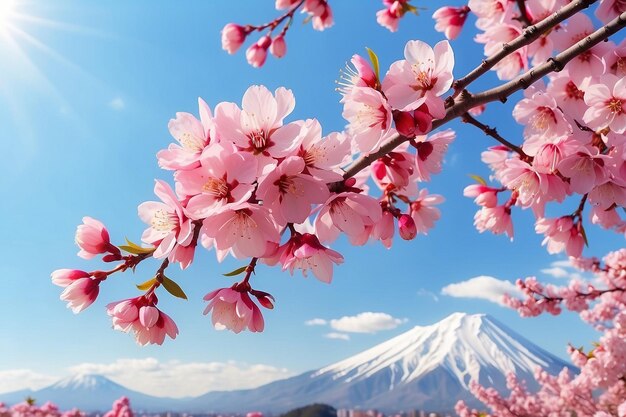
[
  {"xmin": 175, "ymin": 143, "xmax": 257, "ymax": 219},
  {"xmin": 558, "ymin": 146, "xmax": 609, "ymax": 194},
  {"xmin": 372, "ymin": 146, "xmax": 415, "ymax": 189},
  {"xmin": 513, "ymin": 91, "xmax": 571, "ymax": 155},
  {"xmin": 51, "ymin": 269, "xmax": 91, "ymax": 287},
  {"xmin": 202, "ymin": 204, "xmax": 280, "ymax": 259},
  {"xmin": 477, "ymin": 24, "xmax": 527, "ymax": 80},
  {"xmin": 409, "ymin": 188, "xmax": 444, "ymax": 235},
  {"xmin": 157, "ymin": 101, "xmax": 213, "ymax": 171},
  {"xmin": 296, "ymin": 120, "xmax": 351, "ymax": 182},
  {"xmin": 473, "ymin": 205, "xmax": 514, "ymax": 240},
  {"xmin": 341, "ymin": 86, "xmax": 392, "ymax": 154},
  {"xmin": 59, "ymin": 276, "xmax": 101, "ymax": 313},
  {"xmin": 256, "ymin": 156, "xmax": 329, "ymax": 225},
  {"xmin": 464, "ymin": 184, "xmax": 500, "ymax": 208},
  {"xmin": 552, "ymin": 14, "xmax": 608, "ymax": 88},
  {"xmin": 138, "ymin": 180, "xmax": 196, "ymax": 263},
  {"xmin": 547, "ymin": 71, "xmax": 588, "ymax": 120},
  {"xmin": 583, "ymin": 75, "xmax": 626, "ymax": 134},
  {"xmin": 214, "ymin": 85, "xmax": 300, "ymax": 173},
  {"xmin": 221, "ymin": 23, "xmax": 248, "ymax": 55},
  {"xmin": 305, "ymin": 0, "xmax": 333, "ymax": 30},
  {"xmin": 337, "ymin": 54, "xmax": 378, "ymax": 96},
  {"xmin": 75, "ymin": 217, "xmax": 116, "ymax": 260},
  {"xmin": 106, "ymin": 295, "xmax": 178, "ymax": 345},
  {"xmin": 382, "ymin": 40, "xmax": 454, "ymax": 113},
  {"xmin": 596, "ymin": 0, "xmax": 626, "ymax": 23},
  {"xmin": 277, "ymin": 232, "xmax": 344, "ymax": 283},
  {"xmin": 468, "ymin": 0, "xmax": 508, "ymax": 30},
  {"xmin": 499, "ymin": 159, "xmax": 543, "ymax": 207},
  {"xmin": 103, "ymin": 397, "xmax": 133, "ymax": 417},
  {"xmin": 413, "ymin": 129, "xmax": 455, "ymax": 181},
  {"xmin": 535, "ymin": 216, "xmax": 585, "ymax": 257},
  {"xmin": 315, "ymin": 192, "xmax": 383, "ymax": 243},
  {"xmin": 203, "ymin": 288, "xmax": 264, "ymax": 333},
  {"xmin": 432, "ymin": 6, "xmax": 470, "ymax": 40}
]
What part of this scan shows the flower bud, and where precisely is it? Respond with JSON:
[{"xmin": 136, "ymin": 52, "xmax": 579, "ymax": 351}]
[
  {"xmin": 246, "ymin": 36, "xmax": 271, "ymax": 68},
  {"xmin": 393, "ymin": 110, "xmax": 416, "ymax": 138},
  {"xmin": 270, "ymin": 35, "xmax": 287, "ymax": 58},
  {"xmin": 221, "ymin": 23, "xmax": 247, "ymax": 54},
  {"xmin": 398, "ymin": 214, "xmax": 417, "ymax": 240}
]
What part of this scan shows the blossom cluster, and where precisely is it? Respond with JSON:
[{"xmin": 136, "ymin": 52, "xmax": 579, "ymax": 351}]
[
  {"xmin": 457, "ymin": 249, "xmax": 626, "ymax": 417},
  {"xmin": 0, "ymin": 397, "xmax": 133, "ymax": 417},
  {"xmin": 53, "ymin": 39, "xmax": 456, "ymax": 343},
  {"xmin": 461, "ymin": 14, "xmax": 626, "ymax": 256}
]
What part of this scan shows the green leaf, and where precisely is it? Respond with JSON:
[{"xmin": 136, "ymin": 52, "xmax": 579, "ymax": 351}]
[
  {"xmin": 223, "ymin": 266, "xmax": 248, "ymax": 277},
  {"xmin": 579, "ymin": 224, "xmax": 589, "ymax": 247},
  {"xmin": 469, "ymin": 174, "xmax": 487, "ymax": 186},
  {"xmin": 161, "ymin": 276, "xmax": 188, "ymax": 300},
  {"xmin": 136, "ymin": 278, "xmax": 157, "ymax": 291},
  {"xmin": 365, "ymin": 47, "xmax": 380, "ymax": 82},
  {"xmin": 120, "ymin": 239, "xmax": 155, "ymax": 255},
  {"xmin": 405, "ymin": 3, "xmax": 419, "ymax": 14}
]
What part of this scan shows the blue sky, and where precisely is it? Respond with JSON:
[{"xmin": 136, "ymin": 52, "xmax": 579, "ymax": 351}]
[{"xmin": 0, "ymin": 0, "xmax": 624, "ymax": 399}]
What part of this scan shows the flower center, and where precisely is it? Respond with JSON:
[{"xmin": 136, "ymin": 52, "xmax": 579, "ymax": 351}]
[
  {"xmin": 565, "ymin": 81, "xmax": 584, "ymax": 100},
  {"xmin": 249, "ymin": 130, "xmax": 270, "ymax": 152},
  {"xmin": 203, "ymin": 178, "xmax": 230, "ymax": 199},
  {"xmin": 607, "ymin": 98, "xmax": 624, "ymax": 114},
  {"xmin": 411, "ymin": 67, "xmax": 434, "ymax": 91},
  {"xmin": 178, "ymin": 132, "xmax": 204, "ymax": 152},
  {"xmin": 275, "ymin": 175, "xmax": 302, "ymax": 196},
  {"xmin": 151, "ymin": 209, "xmax": 177, "ymax": 232}
]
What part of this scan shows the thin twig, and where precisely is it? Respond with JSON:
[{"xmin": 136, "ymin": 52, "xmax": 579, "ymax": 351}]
[
  {"xmin": 515, "ymin": 0, "xmax": 533, "ymax": 27},
  {"xmin": 461, "ymin": 112, "xmax": 529, "ymax": 159}
]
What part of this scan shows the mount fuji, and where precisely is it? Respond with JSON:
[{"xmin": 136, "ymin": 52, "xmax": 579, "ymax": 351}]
[
  {"xmin": 186, "ymin": 313, "xmax": 574, "ymax": 413},
  {"xmin": 0, "ymin": 313, "xmax": 575, "ymax": 413}
]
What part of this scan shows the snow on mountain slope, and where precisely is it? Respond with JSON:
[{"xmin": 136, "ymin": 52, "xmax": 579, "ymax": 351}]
[{"xmin": 313, "ymin": 312, "xmax": 566, "ymax": 390}]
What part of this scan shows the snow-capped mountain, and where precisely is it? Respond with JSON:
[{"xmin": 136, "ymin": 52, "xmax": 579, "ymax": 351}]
[
  {"xmin": 0, "ymin": 313, "xmax": 575, "ymax": 413},
  {"xmin": 187, "ymin": 313, "xmax": 574, "ymax": 413},
  {"xmin": 0, "ymin": 374, "xmax": 183, "ymax": 412}
]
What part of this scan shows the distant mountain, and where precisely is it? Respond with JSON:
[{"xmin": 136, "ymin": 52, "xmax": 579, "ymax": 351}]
[
  {"xmin": 186, "ymin": 313, "xmax": 575, "ymax": 413},
  {"xmin": 0, "ymin": 374, "xmax": 183, "ymax": 412},
  {"xmin": 0, "ymin": 313, "xmax": 575, "ymax": 414}
]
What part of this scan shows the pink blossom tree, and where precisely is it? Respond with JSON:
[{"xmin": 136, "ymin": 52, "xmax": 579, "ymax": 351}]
[{"xmin": 53, "ymin": 0, "xmax": 626, "ymax": 415}]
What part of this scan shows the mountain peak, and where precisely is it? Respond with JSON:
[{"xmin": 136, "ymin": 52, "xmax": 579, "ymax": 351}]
[{"xmin": 51, "ymin": 373, "xmax": 119, "ymax": 390}]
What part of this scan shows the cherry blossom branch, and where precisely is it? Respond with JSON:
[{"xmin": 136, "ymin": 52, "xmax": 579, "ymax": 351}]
[
  {"xmin": 343, "ymin": 11, "xmax": 626, "ymax": 181},
  {"xmin": 461, "ymin": 112, "xmax": 530, "ymax": 159},
  {"xmin": 443, "ymin": 10, "xmax": 626, "ymax": 123},
  {"xmin": 245, "ymin": 0, "xmax": 305, "ymax": 33},
  {"xmin": 450, "ymin": 0, "xmax": 597, "ymax": 98}
]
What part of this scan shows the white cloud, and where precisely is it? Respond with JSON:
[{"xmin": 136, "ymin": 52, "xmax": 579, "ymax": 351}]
[
  {"xmin": 305, "ymin": 318, "xmax": 327, "ymax": 326},
  {"xmin": 0, "ymin": 369, "xmax": 57, "ymax": 394},
  {"xmin": 64, "ymin": 358, "xmax": 294, "ymax": 398},
  {"xmin": 329, "ymin": 312, "xmax": 408, "ymax": 334},
  {"xmin": 416, "ymin": 288, "xmax": 439, "ymax": 302},
  {"xmin": 324, "ymin": 332, "xmax": 350, "ymax": 341},
  {"xmin": 550, "ymin": 260, "xmax": 573, "ymax": 268},
  {"xmin": 441, "ymin": 275, "xmax": 523, "ymax": 306},
  {"xmin": 541, "ymin": 266, "xmax": 570, "ymax": 278},
  {"xmin": 109, "ymin": 97, "xmax": 125, "ymax": 110}
]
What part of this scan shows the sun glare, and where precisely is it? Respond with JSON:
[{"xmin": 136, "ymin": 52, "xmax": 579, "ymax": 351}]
[{"xmin": 0, "ymin": 0, "xmax": 18, "ymax": 37}]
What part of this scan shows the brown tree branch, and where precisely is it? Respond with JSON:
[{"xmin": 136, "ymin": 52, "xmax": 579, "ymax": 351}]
[
  {"xmin": 451, "ymin": 0, "xmax": 597, "ymax": 99},
  {"xmin": 342, "ymin": 11, "xmax": 626, "ymax": 180}
]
